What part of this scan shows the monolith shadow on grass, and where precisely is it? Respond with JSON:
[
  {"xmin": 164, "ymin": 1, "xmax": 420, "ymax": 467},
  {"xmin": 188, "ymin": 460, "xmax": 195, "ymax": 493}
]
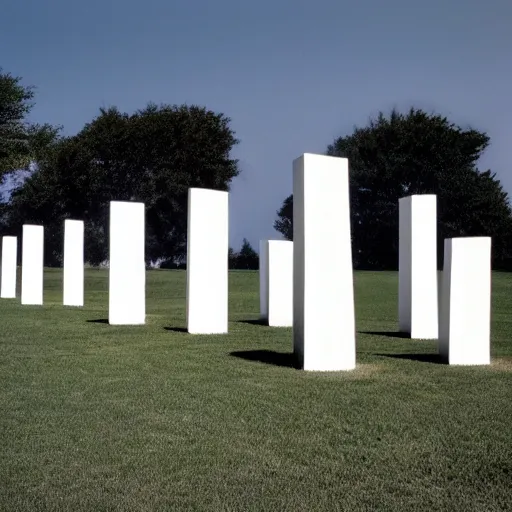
[
  {"xmin": 164, "ymin": 326, "xmax": 188, "ymax": 333},
  {"xmin": 230, "ymin": 349, "xmax": 296, "ymax": 368},
  {"xmin": 87, "ymin": 319, "xmax": 109, "ymax": 324},
  {"xmin": 359, "ymin": 330, "xmax": 411, "ymax": 339},
  {"xmin": 376, "ymin": 353, "xmax": 443, "ymax": 364},
  {"xmin": 237, "ymin": 318, "xmax": 268, "ymax": 326}
]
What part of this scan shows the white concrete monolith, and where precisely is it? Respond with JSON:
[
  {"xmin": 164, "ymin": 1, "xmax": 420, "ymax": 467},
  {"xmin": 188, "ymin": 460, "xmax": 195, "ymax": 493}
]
[
  {"xmin": 108, "ymin": 201, "xmax": 145, "ymax": 325},
  {"xmin": 439, "ymin": 237, "xmax": 491, "ymax": 365},
  {"xmin": 293, "ymin": 153, "xmax": 356, "ymax": 371},
  {"xmin": 1, "ymin": 236, "xmax": 17, "ymax": 299},
  {"xmin": 21, "ymin": 225, "xmax": 44, "ymax": 305},
  {"xmin": 63, "ymin": 219, "xmax": 84, "ymax": 306},
  {"xmin": 398, "ymin": 195, "xmax": 438, "ymax": 339},
  {"xmin": 186, "ymin": 188, "xmax": 229, "ymax": 334}
]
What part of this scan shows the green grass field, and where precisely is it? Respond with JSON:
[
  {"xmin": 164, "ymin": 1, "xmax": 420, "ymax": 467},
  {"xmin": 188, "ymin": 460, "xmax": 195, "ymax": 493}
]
[{"xmin": 0, "ymin": 269, "xmax": 511, "ymax": 511}]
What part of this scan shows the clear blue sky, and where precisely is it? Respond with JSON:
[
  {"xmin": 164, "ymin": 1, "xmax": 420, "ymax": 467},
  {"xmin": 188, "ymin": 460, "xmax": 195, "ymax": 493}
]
[{"xmin": 1, "ymin": 0, "xmax": 511, "ymax": 250}]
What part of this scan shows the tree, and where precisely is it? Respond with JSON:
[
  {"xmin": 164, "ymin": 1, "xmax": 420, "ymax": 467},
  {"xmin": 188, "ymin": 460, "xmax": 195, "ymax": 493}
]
[
  {"xmin": 2, "ymin": 103, "xmax": 240, "ymax": 266},
  {"xmin": 229, "ymin": 239, "xmax": 259, "ymax": 269},
  {"xmin": 232, "ymin": 238, "xmax": 259, "ymax": 269},
  {"xmin": 228, "ymin": 247, "xmax": 238, "ymax": 269},
  {"xmin": 274, "ymin": 194, "xmax": 292, "ymax": 241},
  {"xmin": 0, "ymin": 68, "xmax": 60, "ymax": 176},
  {"xmin": 274, "ymin": 108, "xmax": 512, "ymax": 269}
]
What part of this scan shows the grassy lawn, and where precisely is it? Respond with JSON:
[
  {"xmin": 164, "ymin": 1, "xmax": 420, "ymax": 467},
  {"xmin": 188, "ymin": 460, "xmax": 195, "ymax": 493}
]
[{"xmin": 0, "ymin": 269, "xmax": 511, "ymax": 511}]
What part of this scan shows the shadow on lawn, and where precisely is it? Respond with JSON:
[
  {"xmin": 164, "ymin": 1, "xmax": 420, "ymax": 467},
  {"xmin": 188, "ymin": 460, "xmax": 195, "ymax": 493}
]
[
  {"xmin": 237, "ymin": 318, "xmax": 268, "ymax": 326},
  {"xmin": 359, "ymin": 330, "xmax": 410, "ymax": 339},
  {"xmin": 376, "ymin": 353, "xmax": 444, "ymax": 364},
  {"xmin": 164, "ymin": 326, "xmax": 188, "ymax": 333},
  {"xmin": 230, "ymin": 349, "xmax": 296, "ymax": 368},
  {"xmin": 87, "ymin": 319, "xmax": 109, "ymax": 324}
]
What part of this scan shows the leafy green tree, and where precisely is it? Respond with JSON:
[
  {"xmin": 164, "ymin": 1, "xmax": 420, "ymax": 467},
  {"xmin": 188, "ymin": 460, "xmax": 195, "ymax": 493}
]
[
  {"xmin": 274, "ymin": 108, "xmax": 512, "ymax": 269},
  {"xmin": 232, "ymin": 238, "xmax": 259, "ymax": 270},
  {"xmin": 2, "ymin": 103, "xmax": 239, "ymax": 266},
  {"xmin": 229, "ymin": 239, "xmax": 259, "ymax": 269},
  {"xmin": 228, "ymin": 247, "xmax": 238, "ymax": 269},
  {"xmin": 274, "ymin": 194, "xmax": 292, "ymax": 241},
  {"xmin": 0, "ymin": 68, "xmax": 60, "ymax": 176}
]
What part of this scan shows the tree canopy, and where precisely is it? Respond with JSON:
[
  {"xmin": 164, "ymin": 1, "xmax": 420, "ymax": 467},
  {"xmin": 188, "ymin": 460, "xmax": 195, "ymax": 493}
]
[
  {"xmin": 1, "ymin": 103, "xmax": 240, "ymax": 265},
  {"xmin": 229, "ymin": 238, "xmax": 259, "ymax": 270},
  {"xmin": 0, "ymin": 68, "xmax": 60, "ymax": 176},
  {"xmin": 274, "ymin": 108, "xmax": 512, "ymax": 269}
]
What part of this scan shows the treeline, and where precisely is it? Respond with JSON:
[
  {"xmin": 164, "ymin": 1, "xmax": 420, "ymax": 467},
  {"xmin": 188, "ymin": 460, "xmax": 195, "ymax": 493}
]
[
  {"xmin": 229, "ymin": 239, "xmax": 259, "ymax": 269},
  {"xmin": 274, "ymin": 109, "xmax": 512, "ymax": 270},
  {"xmin": 160, "ymin": 239, "xmax": 259, "ymax": 270},
  {"xmin": 2, "ymin": 67, "xmax": 512, "ymax": 271},
  {"xmin": 0, "ymin": 69, "xmax": 240, "ymax": 266}
]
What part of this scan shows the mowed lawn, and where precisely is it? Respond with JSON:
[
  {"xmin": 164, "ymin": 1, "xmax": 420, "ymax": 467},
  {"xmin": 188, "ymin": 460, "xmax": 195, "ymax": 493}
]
[{"xmin": 0, "ymin": 269, "xmax": 511, "ymax": 511}]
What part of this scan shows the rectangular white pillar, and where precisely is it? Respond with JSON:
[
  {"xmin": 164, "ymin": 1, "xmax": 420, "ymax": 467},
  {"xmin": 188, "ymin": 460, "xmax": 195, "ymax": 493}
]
[
  {"xmin": 267, "ymin": 240, "xmax": 293, "ymax": 327},
  {"xmin": 109, "ymin": 201, "xmax": 145, "ymax": 325},
  {"xmin": 439, "ymin": 237, "xmax": 491, "ymax": 365},
  {"xmin": 63, "ymin": 219, "xmax": 84, "ymax": 307},
  {"xmin": 1, "ymin": 236, "xmax": 17, "ymax": 298},
  {"xmin": 21, "ymin": 225, "xmax": 44, "ymax": 305},
  {"xmin": 186, "ymin": 188, "xmax": 228, "ymax": 334},
  {"xmin": 293, "ymin": 153, "xmax": 356, "ymax": 371},
  {"xmin": 259, "ymin": 240, "xmax": 269, "ymax": 320},
  {"xmin": 398, "ymin": 194, "xmax": 438, "ymax": 339}
]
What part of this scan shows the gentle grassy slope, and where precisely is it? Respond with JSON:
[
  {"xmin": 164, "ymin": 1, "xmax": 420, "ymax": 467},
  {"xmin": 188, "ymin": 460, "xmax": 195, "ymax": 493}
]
[{"xmin": 0, "ymin": 269, "xmax": 511, "ymax": 511}]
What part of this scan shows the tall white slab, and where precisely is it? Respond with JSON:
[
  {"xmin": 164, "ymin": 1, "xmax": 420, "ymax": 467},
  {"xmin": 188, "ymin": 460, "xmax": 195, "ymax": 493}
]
[
  {"xmin": 1, "ymin": 236, "xmax": 17, "ymax": 298},
  {"xmin": 186, "ymin": 188, "xmax": 228, "ymax": 334},
  {"xmin": 63, "ymin": 219, "xmax": 84, "ymax": 307},
  {"xmin": 398, "ymin": 194, "xmax": 438, "ymax": 339},
  {"xmin": 21, "ymin": 225, "xmax": 44, "ymax": 305},
  {"xmin": 293, "ymin": 153, "xmax": 356, "ymax": 371},
  {"xmin": 259, "ymin": 240, "xmax": 269, "ymax": 320},
  {"xmin": 439, "ymin": 237, "xmax": 491, "ymax": 365},
  {"xmin": 267, "ymin": 240, "xmax": 293, "ymax": 327},
  {"xmin": 109, "ymin": 201, "xmax": 145, "ymax": 325}
]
